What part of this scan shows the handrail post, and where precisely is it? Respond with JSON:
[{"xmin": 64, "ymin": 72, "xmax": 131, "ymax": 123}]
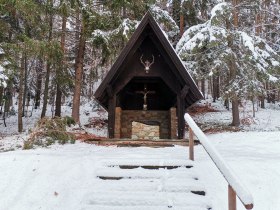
[
  {"xmin": 228, "ymin": 185, "xmax": 237, "ymax": 210},
  {"xmin": 185, "ymin": 113, "xmax": 253, "ymax": 209},
  {"xmin": 189, "ymin": 127, "xmax": 194, "ymax": 161}
]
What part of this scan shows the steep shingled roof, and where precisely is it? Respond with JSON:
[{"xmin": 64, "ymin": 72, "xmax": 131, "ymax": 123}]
[{"xmin": 94, "ymin": 11, "xmax": 203, "ymax": 109}]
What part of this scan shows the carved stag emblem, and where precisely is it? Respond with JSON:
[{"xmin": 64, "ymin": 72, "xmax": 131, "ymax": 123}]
[{"xmin": 140, "ymin": 54, "xmax": 154, "ymax": 73}]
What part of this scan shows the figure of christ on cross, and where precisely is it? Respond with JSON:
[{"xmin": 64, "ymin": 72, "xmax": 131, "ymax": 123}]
[{"xmin": 136, "ymin": 84, "xmax": 156, "ymax": 111}]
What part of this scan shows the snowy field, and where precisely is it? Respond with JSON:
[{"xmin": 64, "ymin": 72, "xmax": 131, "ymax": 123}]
[{"xmin": 0, "ymin": 131, "xmax": 280, "ymax": 210}]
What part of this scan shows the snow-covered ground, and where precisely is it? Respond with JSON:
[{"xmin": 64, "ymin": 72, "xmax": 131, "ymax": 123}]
[
  {"xmin": 0, "ymin": 101, "xmax": 107, "ymax": 137},
  {"xmin": 0, "ymin": 98, "xmax": 107, "ymax": 151},
  {"xmin": 0, "ymin": 99, "xmax": 280, "ymax": 209},
  {"xmin": 193, "ymin": 99, "xmax": 280, "ymax": 132},
  {"xmin": 198, "ymin": 131, "xmax": 280, "ymax": 210},
  {"xmin": 0, "ymin": 131, "xmax": 280, "ymax": 210}
]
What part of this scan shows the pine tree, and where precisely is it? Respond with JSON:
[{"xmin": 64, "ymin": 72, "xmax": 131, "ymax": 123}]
[{"xmin": 176, "ymin": 2, "xmax": 280, "ymax": 125}]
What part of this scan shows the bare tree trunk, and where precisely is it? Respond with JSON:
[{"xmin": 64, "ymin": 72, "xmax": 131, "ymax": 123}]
[
  {"xmin": 18, "ymin": 56, "xmax": 24, "ymax": 132},
  {"xmin": 172, "ymin": 0, "xmax": 181, "ymax": 28},
  {"xmin": 233, "ymin": 0, "xmax": 239, "ymax": 28},
  {"xmin": 255, "ymin": 8, "xmax": 265, "ymax": 108},
  {"xmin": 252, "ymin": 99, "xmax": 255, "ymax": 118},
  {"xmin": 260, "ymin": 94, "xmax": 265, "ymax": 108},
  {"xmin": 213, "ymin": 76, "xmax": 220, "ymax": 102},
  {"xmin": 41, "ymin": 1, "xmax": 53, "ymax": 118},
  {"xmin": 180, "ymin": 13, "xmax": 184, "ymax": 36},
  {"xmin": 201, "ymin": 78, "xmax": 205, "ymax": 99},
  {"xmin": 255, "ymin": 10, "xmax": 262, "ymax": 36},
  {"xmin": 230, "ymin": 0, "xmax": 240, "ymax": 126},
  {"xmin": 55, "ymin": 15, "xmax": 67, "ymax": 117},
  {"xmin": 72, "ymin": 19, "xmax": 86, "ymax": 123},
  {"xmin": 22, "ymin": 56, "xmax": 28, "ymax": 116},
  {"xmin": 266, "ymin": 82, "xmax": 271, "ymax": 103},
  {"xmin": 41, "ymin": 64, "xmax": 51, "ymax": 118},
  {"xmin": 231, "ymin": 97, "xmax": 240, "ymax": 126},
  {"xmin": 34, "ymin": 59, "xmax": 43, "ymax": 109},
  {"xmin": 208, "ymin": 79, "xmax": 211, "ymax": 97},
  {"xmin": 0, "ymin": 87, "xmax": 3, "ymax": 102}
]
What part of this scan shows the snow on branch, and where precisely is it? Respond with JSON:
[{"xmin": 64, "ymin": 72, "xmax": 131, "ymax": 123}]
[
  {"xmin": 0, "ymin": 48, "xmax": 8, "ymax": 88},
  {"xmin": 0, "ymin": 65, "xmax": 8, "ymax": 88},
  {"xmin": 150, "ymin": 5, "xmax": 179, "ymax": 40},
  {"xmin": 176, "ymin": 1, "xmax": 280, "ymax": 95}
]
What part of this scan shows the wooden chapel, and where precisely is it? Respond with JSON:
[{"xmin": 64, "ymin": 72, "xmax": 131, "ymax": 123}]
[{"xmin": 94, "ymin": 11, "xmax": 203, "ymax": 140}]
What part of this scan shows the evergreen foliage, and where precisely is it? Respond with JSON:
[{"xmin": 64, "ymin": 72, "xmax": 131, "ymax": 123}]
[
  {"xmin": 176, "ymin": 2, "xmax": 280, "ymax": 103},
  {"xmin": 24, "ymin": 117, "xmax": 76, "ymax": 149},
  {"xmin": 0, "ymin": 0, "xmax": 279, "ymax": 130}
]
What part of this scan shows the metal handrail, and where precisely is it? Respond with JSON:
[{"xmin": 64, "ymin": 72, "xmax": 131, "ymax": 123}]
[{"xmin": 184, "ymin": 113, "xmax": 253, "ymax": 210}]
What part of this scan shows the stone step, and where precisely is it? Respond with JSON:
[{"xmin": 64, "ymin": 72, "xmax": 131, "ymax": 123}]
[
  {"xmin": 84, "ymin": 138, "xmax": 198, "ymax": 147},
  {"xmin": 83, "ymin": 191, "xmax": 211, "ymax": 209},
  {"xmin": 96, "ymin": 167, "xmax": 199, "ymax": 180},
  {"xmin": 117, "ymin": 165, "xmax": 192, "ymax": 169},
  {"xmin": 81, "ymin": 205, "xmax": 212, "ymax": 210},
  {"xmin": 82, "ymin": 148, "xmax": 212, "ymax": 209},
  {"xmin": 92, "ymin": 178, "xmax": 206, "ymax": 193},
  {"xmin": 101, "ymin": 159, "xmax": 194, "ymax": 168}
]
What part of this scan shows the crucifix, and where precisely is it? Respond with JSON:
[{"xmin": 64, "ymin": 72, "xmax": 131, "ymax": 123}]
[{"xmin": 136, "ymin": 84, "xmax": 156, "ymax": 111}]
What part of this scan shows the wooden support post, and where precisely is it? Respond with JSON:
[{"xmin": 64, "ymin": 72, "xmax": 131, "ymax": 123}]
[
  {"xmin": 114, "ymin": 107, "xmax": 122, "ymax": 138},
  {"xmin": 177, "ymin": 86, "xmax": 189, "ymax": 139},
  {"xmin": 107, "ymin": 95, "xmax": 116, "ymax": 138},
  {"xmin": 177, "ymin": 93, "xmax": 186, "ymax": 139},
  {"xmin": 107, "ymin": 85, "xmax": 116, "ymax": 139},
  {"xmin": 228, "ymin": 185, "xmax": 237, "ymax": 210},
  {"xmin": 189, "ymin": 127, "xmax": 194, "ymax": 160}
]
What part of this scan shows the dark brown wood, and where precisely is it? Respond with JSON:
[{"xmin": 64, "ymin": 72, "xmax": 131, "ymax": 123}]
[
  {"xmin": 180, "ymin": 85, "xmax": 190, "ymax": 99},
  {"xmin": 55, "ymin": 85, "xmax": 62, "ymax": 117},
  {"xmin": 245, "ymin": 203, "xmax": 254, "ymax": 209},
  {"xmin": 34, "ymin": 59, "xmax": 43, "ymax": 109},
  {"xmin": 55, "ymin": 14, "xmax": 67, "ymax": 117},
  {"xmin": 231, "ymin": 98, "xmax": 240, "ymax": 126},
  {"xmin": 41, "ymin": 3, "xmax": 53, "ymax": 118},
  {"xmin": 228, "ymin": 185, "xmax": 236, "ymax": 210},
  {"xmin": 189, "ymin": 127, "xmax": 194, "ymax": 160},
  {"xmin": 72, "ymin": 18, "xmax": 86, "ymax": 123},
  {"xmin": 106, "ymin": 85, "xmax": 114, "ymax": 98},
  {"xmin": 113, "ymin": 58, "xmax": 181, "ymax": 98},
  {"xmin": 18, "ymin": 55, "xmax": 24, "ymax": 132},
  {"xmin": 107, "ymin": 94, "xmax": 116, "ymax": 138},
  {"xmin": 180, "ymin": 14, "xmax": 184, "ymax": 36},
  {"xmin": 94, "ymin": 11, "xmax": 202, "ymax": 139},
  {"xmin": 106, "ymin": 85, "xmax": 116, "ymax": 137},
  {"xmin": 22, "ymin": 56, "xmax": 28, "ymax": 117},
  {"xmin": 213, "ymin": 76, "xmax": 220, "ymax": 102},
  {"xmin": 95, "ymin": 11, "xmax": 203, "ymax": 108},
  {"xmin": 177, "ymin": 95, "xmax": 185, "ymax": 139}
]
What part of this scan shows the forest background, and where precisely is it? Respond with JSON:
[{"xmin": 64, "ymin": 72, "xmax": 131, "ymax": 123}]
[{"xmin": 0, "ymin": 0, "xmax": 279, "ymax": 132}]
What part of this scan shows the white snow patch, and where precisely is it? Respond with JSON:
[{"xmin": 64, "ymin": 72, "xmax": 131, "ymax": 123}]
[
  {"xmin": 211, "ymin": 2, "xmax": 229, "ymax": 18},
  {"xmin": 269, "ymin": 74, "xmax": 278, "ymax": 82}
]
